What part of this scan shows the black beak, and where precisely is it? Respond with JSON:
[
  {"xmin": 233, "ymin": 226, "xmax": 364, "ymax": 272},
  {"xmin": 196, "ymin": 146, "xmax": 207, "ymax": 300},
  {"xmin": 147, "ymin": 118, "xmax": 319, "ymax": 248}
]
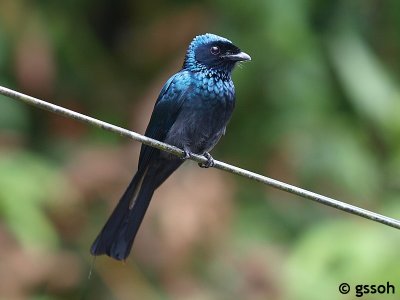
[{"xmin": 223, "ymin": 51, "xmax": 251, "ymax": 62}]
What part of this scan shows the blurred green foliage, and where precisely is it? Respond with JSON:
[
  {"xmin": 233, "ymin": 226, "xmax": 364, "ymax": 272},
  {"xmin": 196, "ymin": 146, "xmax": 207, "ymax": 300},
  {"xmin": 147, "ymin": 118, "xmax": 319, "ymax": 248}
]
[{"xmin": 1, "ymin": 0, "xmax": 400, "ymax": 299}]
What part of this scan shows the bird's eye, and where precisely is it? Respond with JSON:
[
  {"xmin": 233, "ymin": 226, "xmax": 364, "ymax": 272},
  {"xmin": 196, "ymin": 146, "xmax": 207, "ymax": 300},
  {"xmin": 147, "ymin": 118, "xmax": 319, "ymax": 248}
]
[{"xmin": 210, "ymin": 46, "xmax": 220, "ymax": 55}]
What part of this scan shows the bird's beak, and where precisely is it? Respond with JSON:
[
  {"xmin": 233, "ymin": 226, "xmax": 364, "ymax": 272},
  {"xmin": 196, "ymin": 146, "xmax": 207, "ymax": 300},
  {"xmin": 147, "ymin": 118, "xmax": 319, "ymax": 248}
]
[{"xmin": 223, "ymin": 51, "xmax": 251, "ymax": 62}]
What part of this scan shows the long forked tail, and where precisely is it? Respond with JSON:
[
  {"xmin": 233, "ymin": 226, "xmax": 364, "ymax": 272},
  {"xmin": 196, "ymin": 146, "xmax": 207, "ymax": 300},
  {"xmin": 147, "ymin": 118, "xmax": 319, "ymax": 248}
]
[
  {"xmin": 104, "ymin": 176, "xmax": 155, "ymax": 260},
  {"xmin": 90, "ymin": 158, "xmax": 183, "ymax": 260},
  {"xmin": 90, "ymin": 169, "xmax": 146, "ymax": 259}
]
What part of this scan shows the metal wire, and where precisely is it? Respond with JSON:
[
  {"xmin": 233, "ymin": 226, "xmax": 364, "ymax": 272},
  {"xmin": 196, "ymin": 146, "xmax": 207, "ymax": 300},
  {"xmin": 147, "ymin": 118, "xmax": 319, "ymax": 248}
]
[{"xmin": 1, "ymin": 85, "xmax": 399, "ymax": 230}]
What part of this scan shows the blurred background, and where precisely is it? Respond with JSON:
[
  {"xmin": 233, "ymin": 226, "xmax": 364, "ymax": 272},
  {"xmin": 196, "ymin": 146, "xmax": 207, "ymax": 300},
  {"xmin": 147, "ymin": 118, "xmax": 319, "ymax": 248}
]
[{"xmin": 1, "ymin": 0, "xmax": 400, "ymax": 299}]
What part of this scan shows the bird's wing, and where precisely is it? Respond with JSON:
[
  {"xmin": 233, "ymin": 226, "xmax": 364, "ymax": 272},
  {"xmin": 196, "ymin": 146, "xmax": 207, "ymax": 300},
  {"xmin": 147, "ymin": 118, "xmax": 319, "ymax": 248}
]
[{"xmin": 137, "ymin": 71, "xmax": 191, "ymax": 171}]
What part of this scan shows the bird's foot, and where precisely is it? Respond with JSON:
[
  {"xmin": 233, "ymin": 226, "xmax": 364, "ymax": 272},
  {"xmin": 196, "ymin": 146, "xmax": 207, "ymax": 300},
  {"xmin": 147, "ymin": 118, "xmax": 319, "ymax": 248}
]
[
  {"xmin": 198, "ymin": 152, "xmax": 215, "ymax": 168},
  {"xmin": 181, "ymin": 149, "xmax": 193, "ymax": 160}
]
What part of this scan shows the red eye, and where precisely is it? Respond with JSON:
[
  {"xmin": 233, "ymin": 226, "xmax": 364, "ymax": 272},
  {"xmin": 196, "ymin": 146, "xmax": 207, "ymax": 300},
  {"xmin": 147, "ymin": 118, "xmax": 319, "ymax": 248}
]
[{"xmin": 210, "ymin": 46, "xmax": 220, "ymax": 55}]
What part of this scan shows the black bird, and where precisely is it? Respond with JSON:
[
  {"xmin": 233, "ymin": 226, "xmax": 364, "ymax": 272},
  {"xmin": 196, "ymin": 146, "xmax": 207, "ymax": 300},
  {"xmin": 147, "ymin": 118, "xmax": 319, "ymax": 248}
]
[{"xmin": 91, "ymin": 33, "xmax": 251, "ymax": 260}]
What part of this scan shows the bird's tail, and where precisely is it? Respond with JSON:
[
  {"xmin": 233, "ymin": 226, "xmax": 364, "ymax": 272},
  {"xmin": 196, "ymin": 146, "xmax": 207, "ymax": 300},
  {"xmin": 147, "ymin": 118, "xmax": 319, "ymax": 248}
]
[
  {"xmin": 90, "ymin": 169, "xmax": 146, "ymax": 259},
  {"xmin": 90, "ymin": 158, "xmax": 182, "ymax": 260}
]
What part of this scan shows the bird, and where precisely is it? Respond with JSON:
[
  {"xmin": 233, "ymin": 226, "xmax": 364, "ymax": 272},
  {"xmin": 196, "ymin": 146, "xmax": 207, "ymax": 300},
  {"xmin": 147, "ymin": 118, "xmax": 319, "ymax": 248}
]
[{"xmin": 90, "ymin": 33, "xmax": 251, "ymax": 260}]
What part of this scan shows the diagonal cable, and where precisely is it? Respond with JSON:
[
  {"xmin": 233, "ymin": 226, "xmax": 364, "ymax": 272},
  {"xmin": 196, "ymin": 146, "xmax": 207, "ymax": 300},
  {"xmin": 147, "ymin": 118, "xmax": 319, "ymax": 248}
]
[{"xmin": 1, "ymin": 85, "xmax": 399, "ymax": 230}]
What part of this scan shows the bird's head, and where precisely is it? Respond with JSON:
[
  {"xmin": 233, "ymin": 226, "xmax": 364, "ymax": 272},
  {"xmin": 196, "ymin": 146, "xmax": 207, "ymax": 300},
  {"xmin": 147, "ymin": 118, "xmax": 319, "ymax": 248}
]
[{"xmin": 183, "ymin": 33, "xmax": 251, "ymax": 75}]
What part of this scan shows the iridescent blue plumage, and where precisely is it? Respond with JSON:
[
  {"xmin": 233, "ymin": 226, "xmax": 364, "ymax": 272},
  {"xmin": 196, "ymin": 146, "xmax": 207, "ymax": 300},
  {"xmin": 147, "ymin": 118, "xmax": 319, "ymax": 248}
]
[{"xmin": 91, "ymin": 33, "xmax": 250, "ymax": 260}]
